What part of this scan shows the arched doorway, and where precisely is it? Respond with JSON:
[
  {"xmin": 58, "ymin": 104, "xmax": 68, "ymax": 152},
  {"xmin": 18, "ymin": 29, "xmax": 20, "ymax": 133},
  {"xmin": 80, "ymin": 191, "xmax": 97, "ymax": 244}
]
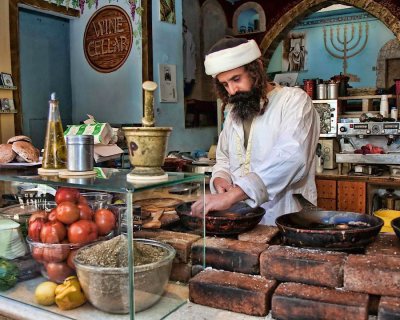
[{"xmin": 260, "ymin": 0, "xmax": 400, "ymax": 62}]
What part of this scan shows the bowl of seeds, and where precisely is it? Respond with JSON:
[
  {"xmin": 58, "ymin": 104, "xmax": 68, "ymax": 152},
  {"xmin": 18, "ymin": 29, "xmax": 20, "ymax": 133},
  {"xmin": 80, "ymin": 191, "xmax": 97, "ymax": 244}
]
[{"xmin": 74, "ymin": 235, "xmax": 175, "ymax": 314}]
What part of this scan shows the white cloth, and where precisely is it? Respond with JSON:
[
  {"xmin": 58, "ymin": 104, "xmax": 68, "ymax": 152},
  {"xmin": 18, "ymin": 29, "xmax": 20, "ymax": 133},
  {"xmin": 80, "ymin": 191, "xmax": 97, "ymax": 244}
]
[
  {"xmin": 204, "ymin": 40, "xmax": 261, "ymax": 77},
  {"xmin": 210, "ymin": 85, "xmax": 320, "ymax": 225},
  {"xmin": 183, "ymin": 29, "xmax": 196, "ymax": 83}
]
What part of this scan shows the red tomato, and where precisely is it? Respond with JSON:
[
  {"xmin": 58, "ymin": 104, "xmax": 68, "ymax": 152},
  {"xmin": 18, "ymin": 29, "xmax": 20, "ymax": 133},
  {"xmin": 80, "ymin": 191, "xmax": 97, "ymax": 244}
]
[
  {"xmin": 28, "ymin": 218, "xmax": 45, "ymax": 242},
  {"xmin": 48, "ymin": 209, "xmax": 57, "ymax": 222},
  {"xmin": 31, "ymin": 246, "xmax": 44, "ymax": 263},
  {"xmin": 42, "ymin": 246, "xmax": 69, "ymax": 263},
  {"xmin": 28, "ymin": 210, "xmax": 48, "ymax": 224},
  {"xmin": 56, "ymin": 201, "xmax": 80, "ymax": 225},
  {"xmin": 40, "ymin": 221, "xmax": 67, "ymax": 243},
  {"xmin": 55, "ymin": 187, "xmax": 80, "ymax": 204},
  {"xmin": 68, "ymin": 220, "xmax": 98, "ymax": 244},
  {"xmin": 77, "ymin": 203, "xmax": 93, "ymax": 220},
  {"xmin": 78, "ymin": 195, "xmax": 88, "ymax": 205},
  {"xmin": 94, "ymin": 209, "xmax": 116, "ymax": 236},
  {"xmin": 67, "ymin": 250, "xmax": 78, "ymax": 270},
  {"xmin": 46, "ymin": 262, "xmax": 74, "ymax": 283}
]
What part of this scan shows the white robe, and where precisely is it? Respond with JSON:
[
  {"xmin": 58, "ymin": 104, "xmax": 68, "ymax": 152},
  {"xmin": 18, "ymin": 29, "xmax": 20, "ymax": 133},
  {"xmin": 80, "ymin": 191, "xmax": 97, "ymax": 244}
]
[{"xmin": 210, "ymin": 85, "xmax": 320, "ymax": 225}]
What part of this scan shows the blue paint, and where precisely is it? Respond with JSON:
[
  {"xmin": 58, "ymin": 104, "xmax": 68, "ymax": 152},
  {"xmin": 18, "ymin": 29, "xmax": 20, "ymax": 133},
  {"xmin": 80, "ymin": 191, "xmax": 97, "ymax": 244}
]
[{"xmin": 267, "ymin": 8, "xmax": 396, "ymax": 87}]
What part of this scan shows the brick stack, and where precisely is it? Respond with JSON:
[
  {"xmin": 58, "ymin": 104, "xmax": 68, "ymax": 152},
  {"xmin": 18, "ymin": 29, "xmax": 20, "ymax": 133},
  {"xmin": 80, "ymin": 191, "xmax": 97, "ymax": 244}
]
[{"xmin": 135, "ymin": 226, "xmax": 400, "ymax": 318}]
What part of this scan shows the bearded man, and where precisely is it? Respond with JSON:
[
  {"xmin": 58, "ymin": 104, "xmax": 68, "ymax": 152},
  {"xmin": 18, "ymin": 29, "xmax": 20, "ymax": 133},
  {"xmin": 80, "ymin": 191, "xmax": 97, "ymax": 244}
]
[{"xmin": 191, "ymin": 37, "xmax": 320, "ymax": 225}]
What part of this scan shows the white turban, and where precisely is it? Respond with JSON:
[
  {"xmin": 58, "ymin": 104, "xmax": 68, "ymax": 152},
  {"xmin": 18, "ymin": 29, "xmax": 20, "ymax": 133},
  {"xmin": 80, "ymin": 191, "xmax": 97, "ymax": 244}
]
[{"xmin": 204, "ymin": 40, "xmax": 262, "ymax": 78}]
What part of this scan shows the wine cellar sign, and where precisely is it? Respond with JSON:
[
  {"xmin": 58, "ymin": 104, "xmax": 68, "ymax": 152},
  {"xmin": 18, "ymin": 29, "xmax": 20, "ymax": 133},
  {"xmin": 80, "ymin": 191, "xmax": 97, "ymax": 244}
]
[{"xmin": 84, "ymin": 5, "xmax": 133, "ymax": 73}]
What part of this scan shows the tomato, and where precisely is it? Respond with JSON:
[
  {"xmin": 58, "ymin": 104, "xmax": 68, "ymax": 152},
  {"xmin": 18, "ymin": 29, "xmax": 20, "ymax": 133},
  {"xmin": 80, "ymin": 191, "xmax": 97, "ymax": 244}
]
[
  {"xmin": 46, "ymin": 262, "xmax": 74, "ymax": 283},
  {"xmin": 68, "ymin": 220, "xmax": 98, "ymax": 244},
  {"xmin": 28, "ymin": 210, "xmax": 48, "ymax": 224},
  {"xmin": 77, "ymin": 203, "xmax": 93, "ymax": 220},
  {"xmin": 31, "ymin": 246, "xmax": 44, "ymax": 263},
  {"xmin": 48, "ymin": 209, "xmax": 57, "ymax": 222},
  {"xmin": 55, "ymin": 187, "xmax": 80, "ymax": 204},
  {"xmin": 55, "ymin": 201, "xmax": 80, "ymax": 225},
  {"xmin": 42, "ymin": 246, "xmax": 69, "ymax": 263},
  {"xmin": 67, "ymin": 250, "xmax": 78, "ymax": 270},
  {"xmin": 40, "ymin": 221, "xmax": 67, "ymax": 243},
  {"xmin": 78, "ymin": 195, "xmax": 88, "ymax": 205},
  {"xmin": 94, "ymin": 209, "xmax": 116, "ymax": 236},
  {"xmin": 28, "ymin": 218, "xmax": 46, "ymax": 242}
]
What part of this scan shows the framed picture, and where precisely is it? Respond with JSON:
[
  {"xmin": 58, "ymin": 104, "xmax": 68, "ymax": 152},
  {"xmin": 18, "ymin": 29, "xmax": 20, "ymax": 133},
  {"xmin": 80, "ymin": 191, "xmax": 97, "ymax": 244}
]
[
  {"xmin": 1, "ymin": 73, "xmax": 14, "ymax": 87},
  {"xmin": 0, "ymin": 98, "xmax": 15, "ymax": 111},
  {"xmin": 282, "ymin": 32, "xmax": 307, "ymax": 72},
  {"xmin": 160, "ymin": 0, "xmax": 176, "ymax": 24}
]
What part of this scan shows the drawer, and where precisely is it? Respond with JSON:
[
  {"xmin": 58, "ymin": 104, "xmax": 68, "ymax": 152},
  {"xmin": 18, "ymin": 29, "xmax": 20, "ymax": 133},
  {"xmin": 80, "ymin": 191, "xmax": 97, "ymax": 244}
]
[
  {"xmin": 337, "ymin": 181, "xmax": 366, "ymax": 213},
  {"xmin": 316, "ymin": 179, "xmax": 337, "ymax": 199}
]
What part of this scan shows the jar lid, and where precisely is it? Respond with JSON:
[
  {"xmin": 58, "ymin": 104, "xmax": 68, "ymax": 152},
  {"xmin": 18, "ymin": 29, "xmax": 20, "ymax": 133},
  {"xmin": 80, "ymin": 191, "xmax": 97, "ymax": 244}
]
[{"xmin": 66, "ymin": 135, "xmax": 94, "ymax": 144}]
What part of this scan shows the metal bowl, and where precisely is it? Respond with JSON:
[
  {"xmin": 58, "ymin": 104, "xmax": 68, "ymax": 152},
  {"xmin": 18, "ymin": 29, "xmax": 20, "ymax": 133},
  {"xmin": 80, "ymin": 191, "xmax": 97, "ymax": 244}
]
[{"xmin": 74, "ymin": 238, "xmax": 175, "ymax": 314}]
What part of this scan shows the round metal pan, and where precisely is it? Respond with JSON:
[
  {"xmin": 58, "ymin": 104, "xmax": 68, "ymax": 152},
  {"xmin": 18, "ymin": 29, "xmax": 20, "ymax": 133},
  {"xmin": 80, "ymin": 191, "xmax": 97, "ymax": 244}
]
[
  {"xmin": 276, "ymin": 210, "xmax": 384, "ymax": 250},
  {"xmin": 175, "ymin": 201, "xmax": 265, "ymax": 236},
  {"xmin": 391, "ymin": 217, "xmax": 400, "ymax": 240}
]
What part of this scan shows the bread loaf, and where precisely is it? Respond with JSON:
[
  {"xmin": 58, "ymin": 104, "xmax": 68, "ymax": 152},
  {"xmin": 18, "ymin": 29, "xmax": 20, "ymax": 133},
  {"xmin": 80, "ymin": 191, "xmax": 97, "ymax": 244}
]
[
  {"xmin": 0, "ymin": 144, "xmax": 16, "ymax": 163},
  {"xmin": 11, "ymin": 141, "xmax": 39, "ymax": 163},
  {"xmin": 7, "ymin": 135, "xmax": 32, "ymax": 144}
]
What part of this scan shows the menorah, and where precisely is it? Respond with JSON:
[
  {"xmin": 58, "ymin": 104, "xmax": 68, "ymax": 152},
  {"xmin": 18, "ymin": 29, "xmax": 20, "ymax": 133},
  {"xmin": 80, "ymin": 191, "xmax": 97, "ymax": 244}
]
[{"xmin": 323, "ymin": 23, "xmax": 369, "ymax": 76}]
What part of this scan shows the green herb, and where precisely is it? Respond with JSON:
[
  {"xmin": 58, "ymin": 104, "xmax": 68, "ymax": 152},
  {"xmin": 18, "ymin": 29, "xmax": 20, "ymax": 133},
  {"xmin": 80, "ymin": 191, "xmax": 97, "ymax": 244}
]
[{"xmin": 0, "ymin": 258, "xmax": 19, "ymax": 291}]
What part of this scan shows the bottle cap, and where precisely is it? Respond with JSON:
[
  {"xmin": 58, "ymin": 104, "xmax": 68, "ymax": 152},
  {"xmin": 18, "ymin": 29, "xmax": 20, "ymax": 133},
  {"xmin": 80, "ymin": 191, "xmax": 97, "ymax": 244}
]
[{"xmin": 50, "ymin": 92, "xmax": 56, "ymax": 100}]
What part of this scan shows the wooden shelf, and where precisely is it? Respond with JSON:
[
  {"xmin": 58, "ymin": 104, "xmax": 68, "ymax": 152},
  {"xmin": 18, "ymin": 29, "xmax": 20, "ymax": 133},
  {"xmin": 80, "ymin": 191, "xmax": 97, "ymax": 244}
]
[
  {"xmin": 0, "ymin": 85, "xmax": 17, "ymax": 90},
  {"xmin": 0, "ymin": 110, "xmax": 17, "ymax": 114},
  {"xmin": 338, "ymin": 94, "xmax": 396, "ymax": 100}
]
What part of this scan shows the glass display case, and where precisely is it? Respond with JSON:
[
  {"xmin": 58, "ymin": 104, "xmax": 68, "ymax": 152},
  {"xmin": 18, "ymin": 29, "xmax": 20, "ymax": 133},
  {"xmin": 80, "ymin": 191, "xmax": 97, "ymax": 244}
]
[{"xmin": 0, "ymin": 167, "xmax": 206, "ymax": 320}]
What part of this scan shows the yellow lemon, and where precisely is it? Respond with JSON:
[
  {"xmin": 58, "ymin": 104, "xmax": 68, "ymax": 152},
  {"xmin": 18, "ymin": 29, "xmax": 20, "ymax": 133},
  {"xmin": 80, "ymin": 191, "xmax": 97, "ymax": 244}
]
[{"xmin": 35, "ymin": 281, "xmax": 58, "ymax": 306}]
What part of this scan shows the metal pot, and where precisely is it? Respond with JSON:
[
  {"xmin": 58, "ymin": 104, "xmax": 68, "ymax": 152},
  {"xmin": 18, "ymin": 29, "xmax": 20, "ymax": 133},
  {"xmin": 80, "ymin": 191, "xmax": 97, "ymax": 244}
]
[
  {"xmin": 175, "ymin": 201, "xmax": 265, "ymax": 236},
  {"xmin": 276, "ymin": 195, "xmax": 383, "ymax": 250}
]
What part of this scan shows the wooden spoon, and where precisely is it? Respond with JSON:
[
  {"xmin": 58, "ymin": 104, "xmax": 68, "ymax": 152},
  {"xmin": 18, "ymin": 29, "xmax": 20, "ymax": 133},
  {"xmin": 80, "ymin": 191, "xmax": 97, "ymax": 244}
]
[{"xmin": 142, "ymin": 209, "xmax": 164, "ymax": 229}]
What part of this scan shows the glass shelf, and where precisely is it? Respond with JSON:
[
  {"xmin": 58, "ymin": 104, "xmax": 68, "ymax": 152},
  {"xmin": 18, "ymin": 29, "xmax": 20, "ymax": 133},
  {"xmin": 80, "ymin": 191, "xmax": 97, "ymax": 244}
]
[{"xmin": 0, "ymin": 167, "xmax": 204, "ymax": 193}]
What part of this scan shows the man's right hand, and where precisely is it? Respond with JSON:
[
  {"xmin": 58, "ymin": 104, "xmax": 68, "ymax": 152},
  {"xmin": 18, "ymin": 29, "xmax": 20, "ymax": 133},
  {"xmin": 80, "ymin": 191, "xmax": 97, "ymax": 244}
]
[{"xmin": 213, "ymin": 177, "xmax": 233, "ymax": 194}]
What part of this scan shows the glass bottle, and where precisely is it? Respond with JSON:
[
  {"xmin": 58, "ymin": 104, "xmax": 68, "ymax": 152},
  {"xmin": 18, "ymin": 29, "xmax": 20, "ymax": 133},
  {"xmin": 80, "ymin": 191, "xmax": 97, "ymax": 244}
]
[{"xmin": 42, "ymin": 93, "xmax": 67, "ymax": 169}]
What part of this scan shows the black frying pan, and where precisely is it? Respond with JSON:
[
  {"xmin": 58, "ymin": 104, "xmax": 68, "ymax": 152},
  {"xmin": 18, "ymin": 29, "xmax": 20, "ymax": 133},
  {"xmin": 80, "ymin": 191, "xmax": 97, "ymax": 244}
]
[
  {"xmin": 276, "ymin": 197, "xmax": 383, "ymax": 250},
  {"xmin": 175, "ymin": 201, "xmax": 265, "ymax": 236},
  {"xmin": 391, "ymin": 217, "xmax": 400, "ymax": 241}
]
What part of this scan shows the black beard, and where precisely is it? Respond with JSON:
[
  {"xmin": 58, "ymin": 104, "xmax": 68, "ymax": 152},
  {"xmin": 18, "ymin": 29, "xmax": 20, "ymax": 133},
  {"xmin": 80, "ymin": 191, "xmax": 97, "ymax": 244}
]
[{"xmin": 229, "ymin": 87, "xmax": 262, "ymax": 123}]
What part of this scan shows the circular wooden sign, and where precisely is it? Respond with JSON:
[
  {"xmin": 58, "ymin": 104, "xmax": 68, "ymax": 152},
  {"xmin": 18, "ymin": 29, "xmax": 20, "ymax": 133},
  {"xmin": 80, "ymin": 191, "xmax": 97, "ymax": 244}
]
[{"xmin": 84, "ymin": 5, "xmax": 133, "ymax": 73}]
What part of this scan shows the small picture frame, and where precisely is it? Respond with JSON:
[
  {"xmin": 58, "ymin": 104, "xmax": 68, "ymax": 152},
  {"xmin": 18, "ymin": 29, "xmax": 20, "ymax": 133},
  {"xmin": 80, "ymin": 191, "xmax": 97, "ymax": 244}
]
[{"xmin": 1, "ymin": 73, "xmax": 14, "ymax": 87}]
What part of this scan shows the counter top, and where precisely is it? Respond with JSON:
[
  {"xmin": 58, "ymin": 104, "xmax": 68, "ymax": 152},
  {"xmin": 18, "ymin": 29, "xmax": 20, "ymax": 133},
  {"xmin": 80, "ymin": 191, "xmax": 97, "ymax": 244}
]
[{"xmin": 316, "ymin": 168, "xmax": 400, "ymax": 184}]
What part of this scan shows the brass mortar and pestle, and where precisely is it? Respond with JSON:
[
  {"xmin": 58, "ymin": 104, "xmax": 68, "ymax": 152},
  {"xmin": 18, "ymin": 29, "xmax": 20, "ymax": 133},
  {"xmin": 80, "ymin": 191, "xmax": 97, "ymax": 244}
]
[{"xmin": 123, "ymin": 81, "xmax": 172, "ymax": 182}]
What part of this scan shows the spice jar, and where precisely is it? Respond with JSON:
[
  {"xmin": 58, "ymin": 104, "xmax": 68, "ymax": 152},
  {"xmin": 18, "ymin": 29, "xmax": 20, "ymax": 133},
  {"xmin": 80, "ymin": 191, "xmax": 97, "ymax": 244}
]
[{"xmin": 66, "ymin": 135, "xmax": 94, "ymax": 172}]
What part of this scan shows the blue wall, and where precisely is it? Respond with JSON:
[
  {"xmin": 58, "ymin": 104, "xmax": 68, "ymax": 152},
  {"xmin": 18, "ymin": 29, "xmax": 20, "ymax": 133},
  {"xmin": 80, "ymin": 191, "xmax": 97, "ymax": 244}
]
[
  {"xmin": 267, "ymin": 8, "xmax": 396, "ymax": 88},
  {"xmin": 151, "ymin": 0, "xmax": 217, "ymax": 152},
  {"xmin": 69, "ymin": 0, "xmax": 216, "ymax": 153},
  {"xmin": 69, "ymin": 1, "xmax": 142, "ymax": 125}
]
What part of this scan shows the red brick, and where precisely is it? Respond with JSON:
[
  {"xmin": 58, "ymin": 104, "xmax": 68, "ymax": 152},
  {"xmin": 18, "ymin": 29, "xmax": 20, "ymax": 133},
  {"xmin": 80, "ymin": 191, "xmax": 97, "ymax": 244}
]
[
  {"xmin": 191, "ymin": 237, "xmax": 268, "ymax": 274},
  {"xmin": 170, "ymin": 262, "xmax": 192, "ymax": 283},
  {"xmin": 272, "ymin": 282, "xmax": 369, "ymax": 320},
  {"xmin": 378, "ymin": 296, "xmax": 400, "ymax": 320},
  {"xmin": 365, "ymin": 233, "xmax": 400, "ymax": 256},
  {"xmin": 260, "ymin": 245, "xmax": 346, "ymax": 288},
  {"xmin": 238, "ymin": 225, "xmax": 280, "ymax": 244},
  {"xmin": 189, "ymin": 269, "xmax": 277, "ymax": 316},
  {"xmin": 134, "ymin": 229, "xmax": 201, "ymax": 263},
  {"xmin": 344, "ymin": 254, "xmax": 400, "ymax": 297}
]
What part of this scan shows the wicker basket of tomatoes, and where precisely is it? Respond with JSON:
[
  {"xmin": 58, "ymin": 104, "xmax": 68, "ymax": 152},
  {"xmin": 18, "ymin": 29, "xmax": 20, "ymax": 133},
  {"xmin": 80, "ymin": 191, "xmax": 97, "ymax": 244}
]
[{"xmin": 26, "ymin": 187, "xmax": 117, "ymax": 283}]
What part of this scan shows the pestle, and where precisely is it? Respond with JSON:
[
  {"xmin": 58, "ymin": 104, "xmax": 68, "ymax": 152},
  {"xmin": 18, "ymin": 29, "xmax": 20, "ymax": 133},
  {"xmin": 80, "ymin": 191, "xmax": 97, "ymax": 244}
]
[{"xmin": 142, "ymin": 81, "xmax": 158, "ymax": 127}]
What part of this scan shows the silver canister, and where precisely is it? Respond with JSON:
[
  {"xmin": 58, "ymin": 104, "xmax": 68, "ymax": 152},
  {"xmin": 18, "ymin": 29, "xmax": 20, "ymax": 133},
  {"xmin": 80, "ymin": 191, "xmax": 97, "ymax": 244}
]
[
  {"xmin": 327, "ymin": 83, "xmax": 339, "ymax": 99},
  {"xmin": 316, "ymin": 83, "xmax": 327, "ymax": 100},
  {"xmin": 66, "ymin": 135, "xmax": 94, "ymax": 172}
]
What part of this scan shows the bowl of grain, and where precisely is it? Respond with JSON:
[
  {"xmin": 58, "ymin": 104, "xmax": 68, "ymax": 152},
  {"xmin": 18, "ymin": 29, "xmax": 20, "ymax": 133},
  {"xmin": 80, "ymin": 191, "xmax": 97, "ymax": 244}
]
[{"xmin": 74, "ymin": 235, "xmax": 175, "ymax": 314}]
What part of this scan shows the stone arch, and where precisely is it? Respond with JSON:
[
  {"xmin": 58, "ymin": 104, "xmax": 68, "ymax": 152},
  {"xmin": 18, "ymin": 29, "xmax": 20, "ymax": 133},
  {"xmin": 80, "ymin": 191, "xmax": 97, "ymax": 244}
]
[
  {"xmin": 232, "ymin": 2, "xmax": 266, "ymax": 34},
  {"xmin": 376, "ymin": 39, "xmax": 400, "ymax": 88},
  {"xmin": 259, "ymin": 0, "xmax": 400, "ymax": 63}
]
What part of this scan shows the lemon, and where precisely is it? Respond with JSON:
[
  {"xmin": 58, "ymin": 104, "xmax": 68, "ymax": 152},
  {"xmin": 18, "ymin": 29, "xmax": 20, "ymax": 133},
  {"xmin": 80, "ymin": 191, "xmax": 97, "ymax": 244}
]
[
  {"xmin": 113, "ymin": 199, "xmax": 125, "ymax": 204},
  {"xmin": 35, "ymin": 281, "xmax": 58, "ymax": 306}
]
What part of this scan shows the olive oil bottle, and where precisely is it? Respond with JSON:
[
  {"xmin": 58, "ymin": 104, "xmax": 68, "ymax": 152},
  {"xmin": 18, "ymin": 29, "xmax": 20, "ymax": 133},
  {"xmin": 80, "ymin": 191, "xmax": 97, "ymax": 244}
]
[{"xmin": 42, "ymin": 93, "xmax": 67, "ymax": 169}]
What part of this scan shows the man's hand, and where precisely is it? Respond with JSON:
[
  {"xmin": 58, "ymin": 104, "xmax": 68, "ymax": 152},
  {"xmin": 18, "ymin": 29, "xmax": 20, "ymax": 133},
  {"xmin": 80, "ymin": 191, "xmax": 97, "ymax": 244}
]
[
  {"xmin": 190, "ymin": 185, "xmax": 248, "ymax": 217},
  {"xmin": 213, "ymin": 177, "xmax": 233, "ymax": 194}
]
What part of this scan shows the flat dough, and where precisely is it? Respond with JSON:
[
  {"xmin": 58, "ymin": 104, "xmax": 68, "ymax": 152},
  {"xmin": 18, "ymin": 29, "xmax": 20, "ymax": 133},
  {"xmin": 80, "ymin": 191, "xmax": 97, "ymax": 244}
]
[
  {"xmin": 11, "ymin": 141, "xmax": 39, "ymax": 163},
  {"xmin": 0, "ymin": 144, "xmax": 16, "ymax": 163}
]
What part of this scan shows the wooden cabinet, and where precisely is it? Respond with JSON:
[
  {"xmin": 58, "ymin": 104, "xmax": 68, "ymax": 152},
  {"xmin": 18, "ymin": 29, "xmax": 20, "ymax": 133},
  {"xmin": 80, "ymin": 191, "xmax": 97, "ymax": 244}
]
[
  {"xmin": 316, "ymin": 179, "xmax": 337, "ymax": 210},
  {"xmin": 316, "ymin": 178, "xmax": 367, "ymax": 213},
  {"xmin": 337, "ymin": 181, "xmax": 366, "ymax": 213}
]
